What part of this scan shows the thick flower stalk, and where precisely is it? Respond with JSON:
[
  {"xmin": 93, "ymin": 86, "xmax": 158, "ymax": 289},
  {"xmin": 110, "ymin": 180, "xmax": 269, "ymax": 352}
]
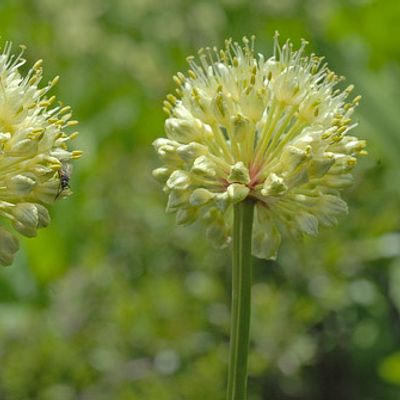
[
  {"xmin": 0, "ymin": 43, "xmax": 81, "ymax": 266},
  {"xmin": 153, "ymin": 34, "xmax": 365, "ymax": 259}
]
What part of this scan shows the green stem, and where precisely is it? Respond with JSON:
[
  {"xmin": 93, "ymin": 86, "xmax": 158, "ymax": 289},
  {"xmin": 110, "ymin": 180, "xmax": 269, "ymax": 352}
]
[{"xmin": 227, "ymin": 199, "xmax": 255, "ymax": 400}]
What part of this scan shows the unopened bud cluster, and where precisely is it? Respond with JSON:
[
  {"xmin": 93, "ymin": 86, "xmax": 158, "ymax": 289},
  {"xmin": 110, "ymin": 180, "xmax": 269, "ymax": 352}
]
[
  {"xmin": 153, "ymin": 34, "xmax": 366, "ymax": 259},
  {"xmin": 0, "ymin": 43, "xmax": 81, "ymax": 265}
]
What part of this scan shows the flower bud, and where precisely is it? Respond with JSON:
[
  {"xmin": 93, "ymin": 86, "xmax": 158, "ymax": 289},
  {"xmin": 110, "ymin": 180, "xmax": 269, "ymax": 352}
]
[
  {"xmin": 329, "ymin": 156, "xmax": 357, "ymax": 175},
  {"xmin": 0, "ymin": 227, "xmax": 19, "ymax": 266},
  {"xmin": 323, "ymin": 174, "xmax": 353, "ymax": 189},
  {"xmin": 295, "ymin": 212, "xmax": 318, "ymax": 236},
  {"xmin": 177, "ymin": 143, "xmax": 208, "ymax": 163},
  {"xmin": 252, "ymin": 206, "xmax": 282, "ymax": 259},
  {"xmin": 206, "ymin": 221, "xmax": 230, "ymax": 248},
  {"xmin": 228, "ymin": 162, "xmax": 250, "ymax": 184},
  {"xmin": 166, "ymin": 170, "xmax": 191, "ymax": 191},
  {"xmin": 12, "ymin": 203, "xmax": 40, "ymax": 237},
  {"xmin": 165, "ymin": 117, "xmax": 212, "ymax": 144},
  {"xmin": 167, "ymin": 190, "xmax": 190, "ymax": 211},
  {"xmin": 31, "ymin": 180, "xmax": 61, "ymax": 204},
  {"xmin": 190, "ymin": 188, "xmax": 215, "ymax": 206},
  {"xmin": 227, "ymin": 184, "xmax": 250, "ymax": 204},
  {"xmin": 280, "ymin": 145, "xmax": 309, "ymax": 173},
  {"xmin": 261, "ymin": 173, "xmax": 287, "ymax": 196},
  {"xmin": 191, "ymin": 156, "xmax": 217, "ymax": 177},
  {"xmin": 252, "ymin": 225, "xmax": 281, "ymax": 260},
  {"xmin": 176, "ymin": 207, "xmax": 199, "ymax": 225},
  {"xmin": 7, "ymin": 174, "xmax": 36, "ymax": 196},
  {"xmin": 152, "ymin": 167, "xmax": 171, "ymax": 183},
  {"xmin": 214, "ymin": 192, "xmax": 230, "ymax": 211},
  {"xmin": 308, "ymin": 153, "xmax": 335, "ymax": 178},
  {"xmin": 35, "ymin": 204, "xmax": 50, "ymax": 228},
  {"xmin": 152, "ymin": 138, "xmax": 181, "ymax": 164}
]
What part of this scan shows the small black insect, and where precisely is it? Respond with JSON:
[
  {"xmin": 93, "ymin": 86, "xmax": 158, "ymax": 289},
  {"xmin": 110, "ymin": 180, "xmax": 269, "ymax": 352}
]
[{"xmin": 56, "ymin": 162, "xmax": 72, "ymax": 199}]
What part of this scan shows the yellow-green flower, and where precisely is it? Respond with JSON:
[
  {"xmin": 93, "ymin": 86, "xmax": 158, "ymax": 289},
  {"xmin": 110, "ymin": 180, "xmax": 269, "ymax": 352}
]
[
  {"xmin": 153, "ymin": 34, "xmax": 366, "ymax": 259},
  {"xmin": 0, "ymin": 43, "xmax": 81, "ymax": 266}
]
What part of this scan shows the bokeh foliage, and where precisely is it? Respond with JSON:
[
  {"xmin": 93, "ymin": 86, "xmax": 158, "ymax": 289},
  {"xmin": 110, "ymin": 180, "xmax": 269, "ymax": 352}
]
[{"xmin": 0, "ymin": 0, "xmax": 399, "ymax": 399}]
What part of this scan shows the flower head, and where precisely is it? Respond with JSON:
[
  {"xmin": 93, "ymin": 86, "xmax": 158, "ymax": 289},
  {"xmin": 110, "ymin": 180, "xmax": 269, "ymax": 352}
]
[
  {"xmin": 0, "ymin": 43, "xmax": 81, "ymax": 266},
  {"xmin": 153, "ymin": 33, "xmax": 366, "ymax": 259}
]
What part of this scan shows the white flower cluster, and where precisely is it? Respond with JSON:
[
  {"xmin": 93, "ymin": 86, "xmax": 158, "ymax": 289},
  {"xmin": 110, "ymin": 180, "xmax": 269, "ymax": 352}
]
[
  {"xmin": 153, "ymin": 34, "xmax": 366, "ymax": 259},
  {"xmin": 0, "ymin": 43, "xmax": 81, "ymax": 266}
]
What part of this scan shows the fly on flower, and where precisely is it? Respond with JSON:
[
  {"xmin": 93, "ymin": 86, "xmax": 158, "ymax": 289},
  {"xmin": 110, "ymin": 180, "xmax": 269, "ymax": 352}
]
[
  {"xmin": 153, "ymin": 33, "xmax": 366, "ymax": 260},
  {"xmin": 56, "ymin": 162, "xmax": 73, "ymax": 199}
]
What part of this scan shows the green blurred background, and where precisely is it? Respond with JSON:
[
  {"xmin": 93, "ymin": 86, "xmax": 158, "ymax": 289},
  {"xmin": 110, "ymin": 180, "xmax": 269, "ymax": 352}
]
[{"xmin": 0, "ymin": 0, "xmax": 399, "ymax": 399}]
